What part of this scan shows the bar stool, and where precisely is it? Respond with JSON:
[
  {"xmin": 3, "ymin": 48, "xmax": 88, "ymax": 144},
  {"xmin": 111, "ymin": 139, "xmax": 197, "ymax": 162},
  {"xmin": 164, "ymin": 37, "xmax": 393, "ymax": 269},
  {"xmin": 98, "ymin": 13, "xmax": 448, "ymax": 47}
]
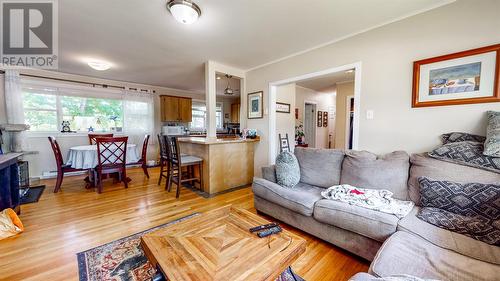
[{"xmin": 165, "ymin": 136, "xmax": 203, "ymax": 198}]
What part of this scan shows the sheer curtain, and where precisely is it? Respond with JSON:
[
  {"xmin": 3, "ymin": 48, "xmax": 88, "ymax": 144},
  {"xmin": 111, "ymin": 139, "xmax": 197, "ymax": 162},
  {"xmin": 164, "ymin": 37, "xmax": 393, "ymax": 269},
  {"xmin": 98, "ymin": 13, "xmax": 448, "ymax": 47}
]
[
  {"xmin": 4, "ymin": 70, "xmax": 24, "ymax": 124},
  {"xmin": 122, "ymin": 90, "xmax": 154, "ymax": 145}
]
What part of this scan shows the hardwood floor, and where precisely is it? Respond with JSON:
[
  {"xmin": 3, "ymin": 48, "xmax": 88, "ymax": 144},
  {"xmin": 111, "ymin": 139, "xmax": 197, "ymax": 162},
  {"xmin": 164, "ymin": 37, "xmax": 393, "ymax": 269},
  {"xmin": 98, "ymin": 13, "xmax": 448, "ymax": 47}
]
[{"xmin": 0, "ymin": 167, "xmax": 369, "ymax": 281}]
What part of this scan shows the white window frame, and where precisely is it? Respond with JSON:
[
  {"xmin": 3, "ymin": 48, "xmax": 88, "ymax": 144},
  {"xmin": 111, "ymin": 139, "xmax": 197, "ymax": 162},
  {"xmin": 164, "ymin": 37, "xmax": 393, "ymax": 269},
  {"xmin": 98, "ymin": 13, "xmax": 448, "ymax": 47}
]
[{"xmin": 189, "ymin": 100, "xmax": 223, "ymax": 131}]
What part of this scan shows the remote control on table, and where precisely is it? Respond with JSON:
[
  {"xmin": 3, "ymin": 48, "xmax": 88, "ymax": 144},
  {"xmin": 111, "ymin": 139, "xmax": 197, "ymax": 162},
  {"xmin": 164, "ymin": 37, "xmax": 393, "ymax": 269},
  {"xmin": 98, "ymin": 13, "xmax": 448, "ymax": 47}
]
[
  {"xmin": 257, "ymin": 226, "xmax": 282, "ymax": 238},
  {"xmin": 249, "ymin": 222, "xmax": 279, "ymax": 233}
]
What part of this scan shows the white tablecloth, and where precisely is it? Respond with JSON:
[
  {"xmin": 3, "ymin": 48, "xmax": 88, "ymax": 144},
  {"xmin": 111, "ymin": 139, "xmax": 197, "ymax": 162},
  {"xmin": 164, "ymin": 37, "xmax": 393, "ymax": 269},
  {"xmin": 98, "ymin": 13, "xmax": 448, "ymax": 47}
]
[{"xmin": 66, "ymin": 144, "xmax": 140, "ymax": 169}]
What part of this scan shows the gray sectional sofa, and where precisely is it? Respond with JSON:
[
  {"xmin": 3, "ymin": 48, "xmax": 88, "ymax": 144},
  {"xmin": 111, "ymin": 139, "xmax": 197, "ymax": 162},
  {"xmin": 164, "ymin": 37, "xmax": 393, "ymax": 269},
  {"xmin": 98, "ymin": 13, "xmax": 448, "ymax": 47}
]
[{"xmin": 252, "ymin": 147, "xmax": 500, "ymax": 281}]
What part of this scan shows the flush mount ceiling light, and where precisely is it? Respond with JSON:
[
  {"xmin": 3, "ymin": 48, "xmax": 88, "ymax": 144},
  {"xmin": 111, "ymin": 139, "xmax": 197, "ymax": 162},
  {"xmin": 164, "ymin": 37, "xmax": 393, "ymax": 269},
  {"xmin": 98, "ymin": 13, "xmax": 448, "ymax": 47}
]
[
  {"xmin": 87, "ymin": 60, "xmax": 112, "ymax": 71},
  {"xmin": 167, "ymin": 0, "xmax": 201, "ymax": 25},
  {"xmin": 345, "ymin": 69, "xmax": 355, "ymax": 74}
]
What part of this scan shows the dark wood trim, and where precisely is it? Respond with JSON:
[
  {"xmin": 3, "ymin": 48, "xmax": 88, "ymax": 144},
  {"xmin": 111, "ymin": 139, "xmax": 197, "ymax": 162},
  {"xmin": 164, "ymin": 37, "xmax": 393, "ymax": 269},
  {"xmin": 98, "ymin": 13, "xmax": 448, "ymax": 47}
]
[{"xmin": 412, "ymin": 43, "xmax": 500, "ymax": 108}]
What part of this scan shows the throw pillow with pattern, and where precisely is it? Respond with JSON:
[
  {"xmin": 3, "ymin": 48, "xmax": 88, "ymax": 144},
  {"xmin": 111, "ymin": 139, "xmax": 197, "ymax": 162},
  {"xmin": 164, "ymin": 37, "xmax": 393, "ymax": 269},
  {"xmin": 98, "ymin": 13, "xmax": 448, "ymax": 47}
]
[
  {"xmin": 429, "ymin": 141, "xmax": 500, "ymax": 174},
  {"xmin": 275, "ymin": 151, "xmax": 300, "ymax": 188},
  {"xmin": 484, "ymin": 111, "xmax": 500, "ymax": 157},
  {"xmin": 417, "ymin": 177, "xmax": 500, "ymax": 245},
  {"xmin": 441, "ymin": 132, "xmax": 486, "ymax": 144}
]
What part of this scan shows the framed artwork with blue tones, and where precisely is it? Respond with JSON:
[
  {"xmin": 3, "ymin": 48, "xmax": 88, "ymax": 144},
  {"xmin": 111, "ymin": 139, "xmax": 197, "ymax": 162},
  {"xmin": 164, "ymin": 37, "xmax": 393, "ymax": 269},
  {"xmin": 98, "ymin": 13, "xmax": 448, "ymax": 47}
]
[
  {"xmin": 412, "ymin": 44, "xmax": 500, "ymax": 107},
  {"xmin": 248, "ymin": 91, "xmax": 263, "ymax": 119}
]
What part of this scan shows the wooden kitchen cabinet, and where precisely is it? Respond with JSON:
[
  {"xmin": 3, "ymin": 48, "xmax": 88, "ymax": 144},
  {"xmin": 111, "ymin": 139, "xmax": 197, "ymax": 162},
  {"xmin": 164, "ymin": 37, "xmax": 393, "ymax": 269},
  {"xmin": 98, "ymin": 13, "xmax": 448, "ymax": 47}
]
[
  {"xmin": 230, "ymin": 103, "xmax": 240, "ymax": 123},
  {"xmin": 160, "ymin": 95, "xmax": 192, "ymax": 122}
]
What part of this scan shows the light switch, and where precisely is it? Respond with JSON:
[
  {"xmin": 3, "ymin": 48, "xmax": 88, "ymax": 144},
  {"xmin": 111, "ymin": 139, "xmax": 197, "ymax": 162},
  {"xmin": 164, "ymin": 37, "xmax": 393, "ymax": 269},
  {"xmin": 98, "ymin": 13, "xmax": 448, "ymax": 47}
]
[{"xmin": 366, "ymin": 110, "xmax": 374, "ymax": 120}]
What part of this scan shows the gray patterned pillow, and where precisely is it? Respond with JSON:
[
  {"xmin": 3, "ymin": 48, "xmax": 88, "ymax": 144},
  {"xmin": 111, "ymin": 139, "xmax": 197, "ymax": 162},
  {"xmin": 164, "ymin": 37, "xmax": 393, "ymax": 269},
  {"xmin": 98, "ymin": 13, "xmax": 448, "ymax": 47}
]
[
  {"xmin": 441, "ymin": 132, "xmax": 486, "ymax": 144},
  {"xmin": 417, "ymin": 207, "xmax": 499, "ymax": 246},
  {"xmin": 417, "ymin": 177, "xmax": 500, "ymax": 245},
  {"xmin": 429, "ymin": 141, "xmax": 500, "ymax": 173},
  {"xmin": 484, "ymin": 111, "xmax": 500, "ymax": 157},
  {"xmin": 275, "ymin": 151, "xmax": 300, "ymax": 188}
]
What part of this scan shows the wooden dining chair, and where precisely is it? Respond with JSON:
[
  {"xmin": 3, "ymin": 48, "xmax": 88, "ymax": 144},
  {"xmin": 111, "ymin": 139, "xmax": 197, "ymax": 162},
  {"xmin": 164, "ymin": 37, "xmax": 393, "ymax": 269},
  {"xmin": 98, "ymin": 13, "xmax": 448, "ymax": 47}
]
[
  {"xmin": 165, "ymin": 136, "xmax": 203, "ymax": 198},
  {"xmin": 157, "ymin": 134, "xmax": 169, "ymax": 186},
  {"xmin": 88, "ymin": 133, "xmax": 113, "ymax": 145},
  {"xmin": 48, "ymin": 136, "xmax": 85, "ymax": 193},
  {"xmin": 127, "ymin": 134, "xmax": 150, "ymax": 178},
  {"xmin": 94, "ymin": 136, "xmax": 128, "ymax": 193}
]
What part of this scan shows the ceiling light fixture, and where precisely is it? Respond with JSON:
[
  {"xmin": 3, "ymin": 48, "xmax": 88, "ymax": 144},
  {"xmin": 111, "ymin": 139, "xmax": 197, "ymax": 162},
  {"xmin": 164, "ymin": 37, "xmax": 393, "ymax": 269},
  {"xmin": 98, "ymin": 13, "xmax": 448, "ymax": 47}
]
[
  {"xmin": 224, "ymin": 74, "xmax": 234, "ymax": 95},
  {"xmin": 87, "ymin": 60, "xmax": 112, "ymax": 71},
  {"xmin": 216, "ymin": 76, "xmax": 221, "ymax": 80},
  {"xmin": 345, "ymin": 69, "xmax": 354, "ymax": 74},
  {"xmin": 166, "ymin": 0, "xmax": 201, "ymax": 25}
]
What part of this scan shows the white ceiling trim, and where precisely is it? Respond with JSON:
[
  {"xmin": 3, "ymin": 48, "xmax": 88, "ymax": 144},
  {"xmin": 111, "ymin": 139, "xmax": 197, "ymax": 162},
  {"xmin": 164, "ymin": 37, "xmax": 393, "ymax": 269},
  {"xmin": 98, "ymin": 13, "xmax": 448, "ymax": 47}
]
[{"xmin": 245, "ymin": 0, "xmax": 456, "ymax": 72}]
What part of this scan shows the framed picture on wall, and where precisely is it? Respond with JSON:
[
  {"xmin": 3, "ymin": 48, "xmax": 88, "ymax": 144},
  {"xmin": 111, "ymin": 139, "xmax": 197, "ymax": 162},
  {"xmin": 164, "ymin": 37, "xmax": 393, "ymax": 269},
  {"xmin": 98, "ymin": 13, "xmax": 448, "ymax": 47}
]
[
  {"xmin": 276, "ymin": 102, "xmax": 291, "ymax": 113},
  {"xmin": 412, "ymin": 44, "xmax": 500, "ymax": 107},
  {"xmin": 248, "ymin": 91, "xmax": 263, "ymax": 119},
  {"xmin": 317, "ymin": 111, "xmax": 323, "ymax": 127},
  {"xmin": 323, "ymin": 111, "xmax": 328, "ymax": 127}
]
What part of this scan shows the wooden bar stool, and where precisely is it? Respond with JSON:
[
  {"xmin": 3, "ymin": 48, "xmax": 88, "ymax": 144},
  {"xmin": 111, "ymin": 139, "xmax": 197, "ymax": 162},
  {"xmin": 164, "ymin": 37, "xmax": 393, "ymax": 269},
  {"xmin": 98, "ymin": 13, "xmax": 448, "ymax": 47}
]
[{"xmin": 165, "ymin": 136, "xmax": 203, "ymax": 198}]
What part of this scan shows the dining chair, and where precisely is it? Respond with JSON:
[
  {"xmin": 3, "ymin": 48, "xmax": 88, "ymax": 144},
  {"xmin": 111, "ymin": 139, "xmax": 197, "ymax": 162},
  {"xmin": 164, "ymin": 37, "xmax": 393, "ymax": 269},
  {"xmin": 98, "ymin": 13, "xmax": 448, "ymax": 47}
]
[
  {"xmin": 48, "ymin": 136, "xmax": 85, "ymax": 193},
  {"xmin": 94, "ymin": 136, "xmax": 129, "ymax": 193},
  {"xmin": 157, "ymin": 134, "xmax": 169, "ymax": 185},
  {"xmin": 165, "ymin": 136, "xmax": 203, "ymax": 198},
  {"xmin": 127, "ymin": 134, "xmax": 150, "ymax": 178},
  {"xmin": 88, "ymin": 133, "xmax": 114, "ymax": 145}
]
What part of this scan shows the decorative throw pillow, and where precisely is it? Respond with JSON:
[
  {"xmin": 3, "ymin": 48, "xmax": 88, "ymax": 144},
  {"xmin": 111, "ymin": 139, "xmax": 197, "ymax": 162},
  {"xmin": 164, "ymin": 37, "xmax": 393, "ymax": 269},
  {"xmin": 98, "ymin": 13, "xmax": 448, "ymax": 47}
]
[
  {"xmin": 417, "ymin": 177, "xmax": 500, "ymax": 245},
  {"xmin": 417, "ymin": 177, "xmax": 499, "ymax": 220},
  {"xmin": 484, "ymin": 111, "xmax": 500, "ymax": 157},
  {"xmin": 417, "ymin": 207, "xmax": 499, "ymax": 246},
  {"xmin": 428, "ymin": 141, "xmax": 500, "ymax": 173},
  {"xmin": 441, "ymin": 132, "xmax": 486, "ymax": 144},
  {"xmin": 275, "ymin": 151, "xmax": 300, "ymax": 188}
]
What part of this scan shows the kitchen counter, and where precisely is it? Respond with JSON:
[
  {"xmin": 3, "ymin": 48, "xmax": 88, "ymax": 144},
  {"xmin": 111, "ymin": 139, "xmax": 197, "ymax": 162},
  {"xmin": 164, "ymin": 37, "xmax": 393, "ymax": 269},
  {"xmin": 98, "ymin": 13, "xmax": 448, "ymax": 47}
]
[
  {"xmin": 178, "ymin": 137, "xmax": 259, "ymax": 196},
  {"xmin": 178, "ymin": 137, "xmax": 259, "ymax": 145}
]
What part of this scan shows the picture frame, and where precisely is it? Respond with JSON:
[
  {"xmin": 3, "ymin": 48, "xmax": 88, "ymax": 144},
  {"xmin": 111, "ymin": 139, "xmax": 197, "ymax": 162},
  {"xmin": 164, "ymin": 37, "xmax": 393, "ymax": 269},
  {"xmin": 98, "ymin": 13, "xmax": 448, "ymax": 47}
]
[
  {"xmin": 323, "ymin": 111, "xmax": 328, "ymax": 127},
  {"xmin": 276, "ymin": 102, "xmax": 291, "ymax": 113},
  {"xmin": 317, "ymin": 111, "xmax": 323, "ymax": 127},
  {"xmin": 247, "ymin": 91, "xmax": 263, "ymax": 119},
  {"xmin": 412, "ymin": 44, "xmax": 500, "ymax": 107}
]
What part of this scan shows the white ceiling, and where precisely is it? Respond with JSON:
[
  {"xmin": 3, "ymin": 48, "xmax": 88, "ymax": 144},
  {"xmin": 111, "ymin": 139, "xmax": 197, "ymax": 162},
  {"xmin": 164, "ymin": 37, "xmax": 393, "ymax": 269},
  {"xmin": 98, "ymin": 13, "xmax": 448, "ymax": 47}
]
[
  {"xmin": 297, "ymin": 71, "xmax": 354, "ymax": 91},
  {"xmin": 58, "ymin": 0, "xmax": 452, "ymax": 92}
]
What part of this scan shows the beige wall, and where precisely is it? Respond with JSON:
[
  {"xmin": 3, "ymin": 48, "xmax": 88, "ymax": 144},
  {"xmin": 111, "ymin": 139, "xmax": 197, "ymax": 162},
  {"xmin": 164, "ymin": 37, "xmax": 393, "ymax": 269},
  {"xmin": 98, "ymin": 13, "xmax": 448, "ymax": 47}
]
[
  {"xmin": 245, "ymin": 0, "xmax": 500, "ymax": 176},
  {"xmin": 0, "ymin": 69, "xmax": 204, "ymax": 177},
  {"xmin": 276, "ymin": 83, "xmax": 296, "ymax": 153},
  {"xmin": 334, "ymin": 82, "xmax": 354, "ymax": 149},
  {"xmin": 295, "ymin": 85, "xmax": 336, "ymax": 149}
]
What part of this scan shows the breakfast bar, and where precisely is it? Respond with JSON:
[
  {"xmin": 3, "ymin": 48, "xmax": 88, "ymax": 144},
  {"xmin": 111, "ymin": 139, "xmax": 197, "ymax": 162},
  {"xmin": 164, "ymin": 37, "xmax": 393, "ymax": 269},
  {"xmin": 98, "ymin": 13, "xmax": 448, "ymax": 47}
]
[{"xmin": 178, "ymin": 137, "xmax": 259, "ymax": 196}]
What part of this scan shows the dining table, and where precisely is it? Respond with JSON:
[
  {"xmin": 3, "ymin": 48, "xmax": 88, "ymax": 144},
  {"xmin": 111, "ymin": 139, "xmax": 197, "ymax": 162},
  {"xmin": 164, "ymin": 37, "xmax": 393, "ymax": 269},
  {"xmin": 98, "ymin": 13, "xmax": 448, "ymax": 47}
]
[{"xmin": 66, "ymin": 144, "xmax": 140, "ymax": 188}]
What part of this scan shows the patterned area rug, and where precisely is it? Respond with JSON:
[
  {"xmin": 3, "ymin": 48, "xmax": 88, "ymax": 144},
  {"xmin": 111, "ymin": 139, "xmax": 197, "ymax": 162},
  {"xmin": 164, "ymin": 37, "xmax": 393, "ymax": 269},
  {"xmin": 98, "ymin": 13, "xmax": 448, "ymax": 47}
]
[{"xmin": 77, "ymin": 213, "xmax": 304, "ymax": 281}]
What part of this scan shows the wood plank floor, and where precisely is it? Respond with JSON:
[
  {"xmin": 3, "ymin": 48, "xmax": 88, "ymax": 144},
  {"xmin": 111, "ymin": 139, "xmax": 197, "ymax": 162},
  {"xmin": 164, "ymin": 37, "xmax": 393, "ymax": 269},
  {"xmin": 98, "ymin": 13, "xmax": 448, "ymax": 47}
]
[{"xmin": 0, "ymin": 167, "xmax": 369, "ymax": 281}]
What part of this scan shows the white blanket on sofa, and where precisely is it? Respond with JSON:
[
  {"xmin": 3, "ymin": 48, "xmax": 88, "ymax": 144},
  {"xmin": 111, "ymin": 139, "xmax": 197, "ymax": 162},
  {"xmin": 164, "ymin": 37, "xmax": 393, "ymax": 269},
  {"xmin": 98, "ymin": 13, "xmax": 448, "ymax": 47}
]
[{"xmin": 321, "ymin": 184, "xmax": 414, "ymax": 219}]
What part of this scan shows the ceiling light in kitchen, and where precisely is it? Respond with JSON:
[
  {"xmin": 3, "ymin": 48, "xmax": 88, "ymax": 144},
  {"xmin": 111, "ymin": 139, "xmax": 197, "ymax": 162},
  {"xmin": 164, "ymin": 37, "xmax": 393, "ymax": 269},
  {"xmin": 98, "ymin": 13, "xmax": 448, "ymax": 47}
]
[{"xmin": 167, "ymin": 0, "xmax": 201, "ymax": 25}]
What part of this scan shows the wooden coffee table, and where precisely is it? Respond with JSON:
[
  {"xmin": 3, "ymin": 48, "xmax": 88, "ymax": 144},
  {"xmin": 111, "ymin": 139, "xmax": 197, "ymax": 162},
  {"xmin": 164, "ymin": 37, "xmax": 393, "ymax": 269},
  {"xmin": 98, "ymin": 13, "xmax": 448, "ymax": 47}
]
[{"xmin": 140, "ymin": 205, "xmax": 306, "ymax": 281}]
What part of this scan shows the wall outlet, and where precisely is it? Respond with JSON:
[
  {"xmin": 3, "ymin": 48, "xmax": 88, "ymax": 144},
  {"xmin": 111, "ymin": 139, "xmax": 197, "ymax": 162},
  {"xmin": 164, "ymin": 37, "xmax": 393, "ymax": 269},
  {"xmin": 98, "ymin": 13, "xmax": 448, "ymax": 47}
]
[{"xmin": 366, "ymin": 110, "xmax": 374, "ymax": 120}]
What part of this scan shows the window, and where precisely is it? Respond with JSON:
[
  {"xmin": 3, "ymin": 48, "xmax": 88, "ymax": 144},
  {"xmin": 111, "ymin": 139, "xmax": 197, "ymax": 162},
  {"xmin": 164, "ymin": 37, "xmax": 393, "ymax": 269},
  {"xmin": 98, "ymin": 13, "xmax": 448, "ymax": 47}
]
[
  {"xmin": 21, "ymin": 83, "xmax": 153, "ymax": 134},
  {"xmin": 189, "ymin": 101, "xmax": 223, "ymax": 131},
  {"xmin": 61, "ymin": 96, "xmax": 123, "ymax": 132}
]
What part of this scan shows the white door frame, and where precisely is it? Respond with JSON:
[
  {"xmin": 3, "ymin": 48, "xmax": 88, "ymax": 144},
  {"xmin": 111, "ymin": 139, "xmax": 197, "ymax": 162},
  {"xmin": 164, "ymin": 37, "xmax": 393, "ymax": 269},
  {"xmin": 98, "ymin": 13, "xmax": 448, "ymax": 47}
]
[
  {"xmin": 268, "ymin": 62, "xmax": 362, "ymax": 164},
  {"xmin": 345, "ymin": 95, "xmax": 354, "ymax": 150},
  {"xmin": 304, "ymin": 101, "xmax": 317, "ymax": 148}
]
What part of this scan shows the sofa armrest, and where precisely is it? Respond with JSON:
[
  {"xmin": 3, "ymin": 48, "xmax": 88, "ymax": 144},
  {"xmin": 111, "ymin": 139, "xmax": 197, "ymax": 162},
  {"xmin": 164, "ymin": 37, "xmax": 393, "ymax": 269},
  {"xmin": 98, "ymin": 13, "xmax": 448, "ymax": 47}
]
[{"xmin": 261, "ymin": 165, "xmax": 277, "ymax": 183}]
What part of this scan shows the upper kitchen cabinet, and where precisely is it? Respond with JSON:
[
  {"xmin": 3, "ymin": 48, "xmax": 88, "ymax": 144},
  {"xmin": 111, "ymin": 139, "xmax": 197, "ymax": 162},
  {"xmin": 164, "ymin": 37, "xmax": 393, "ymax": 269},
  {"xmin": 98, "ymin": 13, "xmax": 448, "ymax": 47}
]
[
  {"xmin": 230, "ymin": 103, "xmax": 240, "ymax": 123},
  {"xmin": 160, "ymin": 95, "xmax": 192, "ymax": 122}
]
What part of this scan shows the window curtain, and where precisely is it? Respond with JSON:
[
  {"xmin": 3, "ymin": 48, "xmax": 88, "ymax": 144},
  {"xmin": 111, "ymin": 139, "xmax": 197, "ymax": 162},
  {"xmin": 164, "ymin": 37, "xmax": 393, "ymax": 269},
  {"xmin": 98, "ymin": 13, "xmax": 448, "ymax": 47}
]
[
  {"xmin": 4, "ymin": 70, "xmax": 24, "ymax": 124},
  {"xmin": 122, "ymin": 90, "xmax": 154, "ymax": 145}
]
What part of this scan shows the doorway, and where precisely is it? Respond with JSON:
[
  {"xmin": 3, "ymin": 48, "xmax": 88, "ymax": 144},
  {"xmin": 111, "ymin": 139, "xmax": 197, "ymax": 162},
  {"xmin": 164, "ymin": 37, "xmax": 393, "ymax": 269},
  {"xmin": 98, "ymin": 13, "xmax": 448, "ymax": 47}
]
[
  {"xmin": 346, "ymin": 96, "xmax": 354, "ymax": 150},
  {"xmin": 304, "ymin": 103, "xmax": 316, "ymax": 148},
  {"xmin": 268, "ymin": 62, "xmax": 362, "ymax": 164}
]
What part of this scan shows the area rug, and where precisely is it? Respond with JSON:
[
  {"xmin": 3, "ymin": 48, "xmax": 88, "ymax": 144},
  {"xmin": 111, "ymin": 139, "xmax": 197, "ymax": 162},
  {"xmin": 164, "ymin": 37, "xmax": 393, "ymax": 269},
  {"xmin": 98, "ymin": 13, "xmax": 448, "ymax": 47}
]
[
  {"xmin": 19, "ymin": 185, "xmax": 45, "ymax": 204},
  {"xmin": 77, "ymin": 213, "xmax": 304, "ymax": 281}
]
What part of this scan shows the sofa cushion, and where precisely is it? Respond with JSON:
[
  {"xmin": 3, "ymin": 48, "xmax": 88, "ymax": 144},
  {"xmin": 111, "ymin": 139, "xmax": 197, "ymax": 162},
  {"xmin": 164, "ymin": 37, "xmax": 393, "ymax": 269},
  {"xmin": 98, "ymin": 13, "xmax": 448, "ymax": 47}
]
[
  {"xmin": 484, "ymin": 110, "xmax": 500, "ymax": 157},
  {"xmin": 275, "ymin": 151, "xmax": 300, "ymax": 188},
  {"xmin": 408, "ymin": 154, "xmax": 500, "ymax": 205},
  {"xmin": 314, "ymin": 199, "xmax": 399, "ymax": 242},
  {"xmin": 398, "ymin": 207, "xmax": 500, "ymax": 265},
  {"xmin": 340, "ymin": 151, "xmax": 409, "ymax": 200},
  {"xmin": 349, "ymin": 273, "xmax": 438, "ymax": 281},
  {"xmin": 369, "ymin": 231, "xmax": 500, "ymax": 281},
  {"xmin": 252, "ymin": 177, "xmax": 323, "ymax": 216},
  {"xmin": 294, "ymin": 147, "xmax": 344, "ymax": 188}
]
